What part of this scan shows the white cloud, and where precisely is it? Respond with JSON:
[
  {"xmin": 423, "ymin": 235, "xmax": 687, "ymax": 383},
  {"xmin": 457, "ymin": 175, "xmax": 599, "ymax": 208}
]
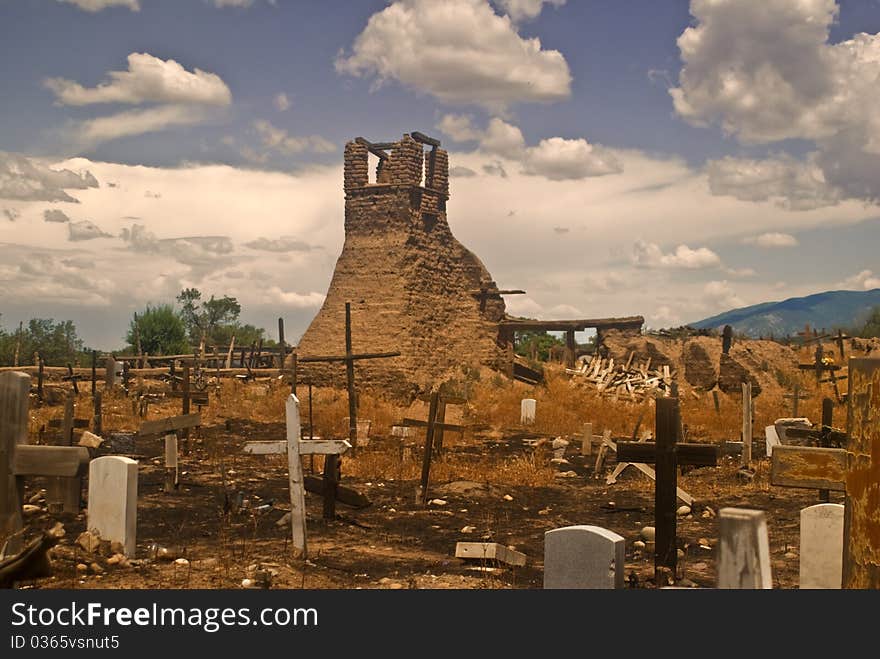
[
  {"xmin": 504, "ymin": 296, "xmax": 544, "ymax": 317},
  {"xmin": 3, "ymin": 208, "xmax": 21, "ymax": 221},
  {"xmin": 631, "ymin": 240, "xmax": 721, "ymax": 270},
  {"xmin": 449, "ymin": 166, "xmax": 477, "ymax": 177},
  {"xmin": 0, "ymin": 151, "xmax": 99, "ymax": 202},
  {"xmin": 584, "ymin": 272, "xmax": 625, "ymax": 292},
  {"xmin": 840, "ymin": 270, "xmax": 880, "ymax": 291},
  {"xmin": 493, "ymin": 0, "xmax": 565, "ymax": 22},
  {"xmin": 335, "ymin": 0, "xmax": 571, "ymax": 112},
  {"xmin": 44, "ymin": 209, "xmax": 71, "ymax": 223},
  {"xmin": 213, "ymin": 0, "xmax": 255, "ymax": 6},
  {"xmin": 58, "ymin": 0, "xmax": 140, "ymax": 11},
  {"xmin": 251, "ymin": 120, "xmax": 335, "ymax": 156},
  {"xmin": 68, "ymin": 220, "xmax": 111, "ymax": 241},
  {"xmin": 76, "ymin": 105, "xmax": 208, "ymax": 146},
  {"xmin": 743, "ymin": 232, "xmax": 799, "ymax": 248},
  {"xmin": 244, "ymin": 236, "xmax": 314, "ymax": 252},
  {"xmin": 523, "ymin": 137, "xmax": 622, "ymax": 180},
  {"xmin": 702, "ymin": 280, "xmax": 744, "ymax": 311},
  {"xmin": 671, "ymin": 0, "xmax": 880, "ymax": 204},
  {"xmin": 707, "ymin": 155, "xmax": 839, "ymax": 210},
  {"xmin": 724, "ymin": 267, "xmax": 757, "ymax": 278},
  {"xmin": 480, "ymin": 118, "xmax": 526, "ymax": 159},
  {"xmin": 437, "ymin": 114, "xmax": 482, "ymax": 142},
  {"xmin": 45, "ymin": 53, "xmax": 231, "ymax": 107},
  {"xmin": 273, "ymin": 92, "xmax": 291, "ymax": 111},
  {"xmin": 651, "ymin": 305, "xmax": 681, "ymax": 327},
  {"xmin": 264, "ymin": 287, "xmax": 326, "ymax": 308}
]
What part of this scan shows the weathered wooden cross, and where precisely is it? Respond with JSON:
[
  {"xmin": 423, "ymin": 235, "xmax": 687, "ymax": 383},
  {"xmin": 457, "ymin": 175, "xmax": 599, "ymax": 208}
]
[
  {"xmin": 61, "ymin": 363, "xmax": 85, "ymax": 395},
  {"xmin": 242, "ymin": 395, "xmax": 350, "ymax": 558},
  {"xmin": 402, "ymin": 391, "xmax": 465, "ymax": 506},
  {"xmin": 138, "ymin": 411, "xmax": 201, "ymax": 491},
  {"xmin": 770, "ymin": 358, "xmax": 880, "ymax": 588},
  {"xmin": 616, "ymin": 397, "xmax": 718, "ymax": 585},
  {"xmin": 783, "ymin": 384, "xmax": 810, "ymax": 417},
  {"xmin": 1, "ymin": 372, "xmax": 90, "ymax": 554}
]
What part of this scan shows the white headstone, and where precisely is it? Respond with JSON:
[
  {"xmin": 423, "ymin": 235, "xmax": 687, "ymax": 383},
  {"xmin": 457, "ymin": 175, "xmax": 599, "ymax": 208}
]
[
  {"xmin": 391, "ymin": 426, "xmax": 412, "ymax": 438},
  {"xmin": 87, "ymin": 456, "xmax": 138, "ymax": 557},
  {"xmin": 800, "ymin": 503, "xmax": 844, "ymax": 589},
  {"xmin": 765, "ymin": 425, "xmax": 780, "ymax": 457},
  {"xmin": 544, "ymin": 525, "xmax": 625, "ymax": 589},
  {"xmin": 521, "ymin": 398, "xmax": 536, "ymax": 424},
  {"xmin": 718, "ymin": 507, "xmax": 772, "ymax": 589}
]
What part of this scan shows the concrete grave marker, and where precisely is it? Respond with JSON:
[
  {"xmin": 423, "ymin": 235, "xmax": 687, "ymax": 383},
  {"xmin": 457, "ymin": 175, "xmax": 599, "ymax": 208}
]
[
  {"xmin": 800, "ymin": 503, "xmax": 844, "ymax": 589},
  {"xmin": 87, "ymin": 456, "xmax": 138, "ymax": 557},
  {"xmin": 718, "ymin": 507, "xmax": 772, "ymax": 589},
  {"xmin": 543, "ymin": 525, "xmax": 625, "ymax": 589},
  {"xmin": 765, "ymin": 425, "xmax": 780, "ymax": 457},
  {"xmin": 521, "ymin": 398, "xmax": 536, "ymax": 424}
]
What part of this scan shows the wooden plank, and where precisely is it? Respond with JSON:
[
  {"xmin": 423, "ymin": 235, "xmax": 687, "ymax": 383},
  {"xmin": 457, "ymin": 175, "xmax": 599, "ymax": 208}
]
[
  {"xmin": 13, "ymin": 446, "xmax": 90, "ymax": 477},
  {"xmin": 285, "ymin": 395, "xmax": 307, "ymax": 558},
  {"xmin": 297, "ymin": 351, "xmax": 401, "ymax": 363},
  {"xmin": 455, "ymin": 542, "xmax": 526, "ymax": 567},
  {"xmin": 742, "ymin": 381, "xmax": 752, "ymax": 465},
  {"xmin": 401, "ymin": 418, "xmax": 464, "ymax": 432},
  {"xmin": 615, "ymin": 442, "xmax": 718, "ymax": 466},
  {"xmin": 303, "ymin": 476, "xmax": 370, "ymax": 509},
  {"xmin": 411, "ymin": 131, "xmax": 441, "ymax": 147},
  {"xmin": 499, "ymin": 316, "xmax": 644, "ymax": 332},
  {"xmin": 243, "ymin": 440, "xmax": 288, "ymax": 455},
  {"xmin": 299, "ymin": 439, "xmax": 351, "ymax": 456},
  {"xmin": 1, "ymin": 372, "xmax": 29, "ymax": 553},
  {"xmin": 654, "ymin": 397, "xmax": 679, "ymax": 583},
  {"xmin": 770, "ymin": 446, "xmax": 846, "ymax": 492},
  {"xmin": 138, "ymin": 413, "xmax": 201, "ymax": 437}
]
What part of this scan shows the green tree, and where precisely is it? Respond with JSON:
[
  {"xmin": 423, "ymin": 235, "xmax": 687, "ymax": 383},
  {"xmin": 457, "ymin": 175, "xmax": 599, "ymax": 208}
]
[
  {"xmin": 0, "ymin": 317, "xmax": 87, "ymax": 366},
  {"xmin": 126, "ymin": 304, "xmax": 189, "ymax": 355},
  {"xmin": 858, "ymin": 306, "xmax": 880, "ymax": 338},
  {"xmin": 176, "ymin": 288, "xmax": 242, "ymax": 344},
  {"xmin": 514, "ymin": 330, "xmax": 566, "ymax": 361}
]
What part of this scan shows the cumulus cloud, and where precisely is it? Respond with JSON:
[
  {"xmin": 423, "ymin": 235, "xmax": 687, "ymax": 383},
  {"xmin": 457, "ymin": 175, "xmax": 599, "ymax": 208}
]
[
  {"xmin": 449, "ymin": 165, "xmax": 477, "ymax": 177},
  {"xmin": 45, "ymin": 53, "xmax": 231, "ymax": 107},
  {"xmin": 493, "ymin": 0, "xmax": 565, "ymax": 23},
  {"xmin": 335, "ymin": 0, "xmax": 571, "ymax": 112},
  {"xmin": 840, "ymin": 269, "xmax": 880, "ymax": 291},
  {"xmin": 76, "ymin": 105, "xmax": 209, "ymax": 146},
  {"xmin": 7, "ymin": 249, "xmax": 116, "ymax": 306},
  {"xmin": 44, "ymin": 209, "xmax": 72, "ymax": 223},
  {"xmin": 584, "ymin": 271, "xmax": 625, "ymax": 292},
  {"xmin": 120, "ymin": 223, "xmax": 235, "ymax": 271},
  {"xmin": 250, "ymin": 120, "xmax": 335, "ymax": 157},
  {"xmin": 742, "ymin": 232, "xmax": 799, "ymax": 248},
  {"xmin": 437, "ymin": 114, "xmax": 482, "ymax": 142},
  {"xmin": 671, "ymin": 0, "xmax": 880, "ymax": 204},
  {"xmin": 482, "ymin": 162, "xmax": 508, "ymax": 177},
  {"xmin": 244, "ymin": 236, "xmax": 314, "ymax": 252},
  {"xmin": 68, "ymin": 220, "xmax": 111, "ymax": 241},
  {"xmin": 523, "ymin": 137, "xmax": 622, "ymax": 180},
  {"xmin": 631, "ymin": 240, "xmax": 722, "ymax": 269},
  {"xmin": 480, "ymin": 118, "xmax": 526, "ymax": 159},
  {"xmin": 265, "ymin": 286, "xmax": 325, "ymax": 308},
  {"xmin": 702, "ymin": 280, "xmax": 744, "ymax": 311},
  {"xmin": 706, "ymin": 155, "xmax": 839, "ymax": 210},
  {"xmin": 0, "ymin": 151, "xmax": 98, "ymax": 202},
  {"xmin": 4, "ymin": 208, "xmax": 21, "ymax": 221},
  {"xmin": 274, "ymin": 92, "xmax": 291, "ymax": 111},
  {"xmin": 58, "ymin": 0, "xmax": 140, "ymax": 11}
]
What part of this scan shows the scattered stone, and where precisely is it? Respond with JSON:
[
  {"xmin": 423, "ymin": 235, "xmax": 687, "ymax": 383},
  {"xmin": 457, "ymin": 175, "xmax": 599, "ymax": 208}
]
[
  {"xmin": 388, "ymin": 582, "xmax": 404, "ymax": 590},
  {"xmin": 429, "ymin": 499, "xmax": 447, "ymax": 506},
  {"xmin": 736, "ymin": 467, "xmax": 756, "ymax": 483},
  {"xmin": 76, "ymin": 530, "xmax": 102, "ymax": 554},
  {"xmin": 502, "ymin": 494, "xmax": 513, "ymax": 501},
  {"xmin": 75, "ymin": 563, "xmax": 88, "ymax": 572},
  {"xmin": 22, "ymin": 504, "xmax": 42, "ymax": 516},
  {"xmin": 241, "ymin": 578, "xmax": 254, "ymax": 588},
  {"xmin": 378, "ymin": 577, "xmax": 391, "ymax": 584},
  {"xmin": 78, "ymin": 431, "xmax": 103, "ymax": 448},
  {"xmin": 551, "ymin": 437, "xmax": 569, "ymax": 450},
  {"xmin": 550, "ymin": 458, "xmax": 570, "ymax": 466},
  {"xmin": 676, "ymin": 578, "xmax": 698, "ymax": 588},
  {"xmin": 640, "ymin": 526, "xmax": 656, "ymax": 542},
  {"xmin": 28, "ymin": 490, "xmax": 45, "ymax": 505},
  {"xmin": 106, "ymin": 554, "xmax": 124, "ymax": 566},
  {"xmin": 538, "ymin": 507, "xmax": 551, "ymax": 515},
  {"xmin": 174, "ymin": 558, "xmax": 190, "ymax": 567},
  {"xmin": 275, "ymin": 512, "xmax": 291, "ymax": 528},
  {"xmin": 633, "ymin": 540, "xmax": 646, "ymax": 550},
  {"xmin": 677, "ymin": 505, "xmax": 691, "ymax": 516},
  {"xmin": 460, "ymin": 526, "xmax": 476, "ymax": 534},
  {"xmin": 110, "ymin": 541, "xmax": 124, "ymax": 555},
  {"xmin": 555, "ymin": 471, "xmax": 578, "ymax": 478},
  {"xmin": 89, "ymin": 562, "xmax": 104, "ymax": 575},
  {"xmin": 784, "ymin": 552, "xmax": 798, "ymax": 560},
  {"xmin": 677, "ymin": 549, "xmax": 685, "ymax": 559}
]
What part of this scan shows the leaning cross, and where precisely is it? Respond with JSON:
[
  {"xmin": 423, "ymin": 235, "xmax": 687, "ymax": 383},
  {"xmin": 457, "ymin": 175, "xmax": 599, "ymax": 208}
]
[
  {"xmin": 242, "ymin": 395, "xmax": 350, "ymax": 559},
  {"xmin": 402, "ymin": 391, "xmax": 465, "ymax": 506},
  {"xmin": 783, "ymin": 385, "xmax": 810, "ymax": 417},
  {"xmin": 616, "ymin": 397, "xmax": 718, "ymax": 585},
  {"xmin": 1, "ymin": 372, "xmax": 90, "ymax": 555},
  {"xmin": 770, "ymin": 357, "xmax": 880, "ymax": 588}
]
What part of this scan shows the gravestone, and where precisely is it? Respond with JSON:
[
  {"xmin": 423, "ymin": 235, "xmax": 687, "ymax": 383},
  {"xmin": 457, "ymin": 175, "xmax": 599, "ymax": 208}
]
[
  {"xmin": 800, "ymin": 503, "xmax": 844, "ymax": 589},
  {"xmin": 718, "ymin": 507, "xmax": 772, "ymax": 589},
  {"xmin": 521, "ymin": 398, "xmax": 536, "ymax": 424},
  {"xmin": 543, "ymin": 525, "xmax": 625, "ymax": 589},
  {"xmin": 87, "ymin": 456, "xmax": 138, "ymax": 556},
  {"xmin": 765, "ymin": 425, "xmax": 780, "ymax": 457}
]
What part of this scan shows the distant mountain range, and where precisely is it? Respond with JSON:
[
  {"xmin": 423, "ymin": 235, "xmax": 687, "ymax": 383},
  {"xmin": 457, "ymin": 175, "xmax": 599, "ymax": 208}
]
[{"xmin": 691, "ymin": 289, "xmax": 880, "ymax": 337}]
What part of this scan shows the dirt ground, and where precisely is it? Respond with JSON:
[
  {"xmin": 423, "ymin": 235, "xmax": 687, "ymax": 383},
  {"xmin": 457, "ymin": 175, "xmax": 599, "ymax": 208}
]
[{"xmin": 12, "ymin": 393, "xmax": 837, "ymax": 590}]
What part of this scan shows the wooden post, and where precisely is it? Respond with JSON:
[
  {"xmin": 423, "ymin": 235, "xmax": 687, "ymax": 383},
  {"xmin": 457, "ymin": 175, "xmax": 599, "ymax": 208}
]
[
  {"xmin": 291, "ymin": 351, "xmax": 298, "ymax": 396},
  {"xmin": 91, "ymin": 350, "xmax": 97, "ymax": 397},
  {"xmin": 164, "ymin": 434, "xmax": 178, "ymax": 493},
  {"xmin": 792, "ymin": 384, "xmax": 800, "ymax": 417},
  {"xmin": 433, "ymin": 398, "xmax": 447, "ymax": 455},
  {"xmin": 742, "ymin": 381, "xmax": 752, "ymax": 466},
  {"xmin": 66, "ymin": 363, "xmax": 79, "ymax": 395},
  {"xmin": 655, "ymin": 397, "xmax": 679, "ymax": 584},
  {"xmin": 181, "ymin": 364, "xmax": 191, "ymax": 450},
  {"xmin": 286, "ymin": 395, "xmax": 308, "ymax": 557},
  {"xmin": 278, "ymin": 318, "xmax": 286, "ymax": 373},
  {"xmin": 134, "ymin": 312, "xmax": 143, "ymax": 368},
  {"xmin": 37, "ymin": 358, "xmax": 44, "ymax": 403},
  {"xmin": 0, "ymin": 372, "xmax": 29, "ymax": 554},
  {"xmin": 225, "ymin": 335, "xmax": 235, "ymax": 369},
  {"xmin": 712, "ymin": 389, "xmax": 719, "ymax": 415},
  {"xmin": 819, "ymin": 398, "xmax": 833, "ymax": 503},
  {"xmin": 93, "ymin": 390, "xmax": 102, "ymax": 437},
  {"xmin": 836, "ymin": 329, "xmax": 846, "ymax": 360},
  {"xmin": 48, "ymin": 394, "xmax": 80, "ymax": 514},
  {"xmin": 722, "ymin": 325, "xmax": 733, "ymax": 355},
  {"xmin": 13, "ymin": 321, "xmax": 22, "ymax": 367},
  {"xmin": 418, "ymin": 392, "xmax": 440, "ymax": 507},
  {"xmin": 582, "ymin": 422, "xmax": 593, "ymax": 456},
  {"xmin": 565, "ymin": 329, "xmax": 576, "ymax": 369}
]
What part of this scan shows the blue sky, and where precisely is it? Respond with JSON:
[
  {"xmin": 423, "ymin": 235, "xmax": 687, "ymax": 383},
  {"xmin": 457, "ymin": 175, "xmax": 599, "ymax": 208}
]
[{"xmin": 1, "ymin": 0, "xmax": 879, "ymax": 349}]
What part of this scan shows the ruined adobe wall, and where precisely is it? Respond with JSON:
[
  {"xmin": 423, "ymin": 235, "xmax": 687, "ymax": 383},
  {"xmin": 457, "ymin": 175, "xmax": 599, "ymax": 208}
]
[{"xmin": 296, "ymin": 135, "xmax": 509, "ymax": 399}]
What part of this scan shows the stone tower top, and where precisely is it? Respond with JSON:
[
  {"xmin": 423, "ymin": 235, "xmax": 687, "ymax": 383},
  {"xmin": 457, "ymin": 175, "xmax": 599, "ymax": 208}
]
[{"xmin": 343, "ymin": 132, "xmax": 449, "ymax": 201}]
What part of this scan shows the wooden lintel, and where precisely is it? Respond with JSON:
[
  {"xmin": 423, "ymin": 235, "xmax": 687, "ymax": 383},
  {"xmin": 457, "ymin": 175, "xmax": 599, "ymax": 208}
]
[
  {"xmin": 13, "ymin": 445, "xmax": 90, "ymax": 477},
  {"xmin": 500, "ymin": 316, "xmax": 644, "ymax": 332},
  {"xmin": 354, "ymin": 137, "xmax": 389, "ymax": 159},
  {"xmin": 411, "ymin": 131, "xmax": 441, "ymax": 147}
]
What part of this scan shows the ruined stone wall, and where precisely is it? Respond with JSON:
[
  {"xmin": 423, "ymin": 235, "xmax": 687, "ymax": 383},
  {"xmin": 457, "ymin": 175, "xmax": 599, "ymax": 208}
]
[{"xmin": 296, "ymin": 134, "xmax": 508, "ymax": 398}]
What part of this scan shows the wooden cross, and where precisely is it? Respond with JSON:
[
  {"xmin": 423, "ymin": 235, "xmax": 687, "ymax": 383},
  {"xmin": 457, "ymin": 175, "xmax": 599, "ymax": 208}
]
[
  {"xmin": 1, "ymin": 372, "xmax": 90, "ymax": 554},
  {"xmin": 835, "ymin": 329, "xmax": 850, "ymax": 360},
  {"xmin": 783, "ymin": 385, "xmax": 810, "ymax": 417},
  {"xmin": 242, "ymin": 395, "xmax": 350, "ymax": 558},
  {"xmin": 616, "ymin": 397, "xmax": 718, "ymax": 585},
  {"xmin": 470, "ymin": 283, "xmax": 525, "ymax": 312},
  {"xmin": 61, "ymin": 363, "xmax": 85, "ymax": 395},
  {"xmin": 402, "ymin": 391, "xmax": 465, "ymax": 506},
  {"xmin": 770, "ymin": 357, "xmax": 880, "ymax": 588},
  {"xmin": 299, "ymin": 302, "xmax": 400, "ymax": 449}
]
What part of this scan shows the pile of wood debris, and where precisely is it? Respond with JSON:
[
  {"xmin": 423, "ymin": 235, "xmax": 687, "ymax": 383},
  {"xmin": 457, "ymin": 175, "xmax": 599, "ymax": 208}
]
[{"xmin": 565, "ymin": 352, "xmax": 676, "ymax": 400}]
